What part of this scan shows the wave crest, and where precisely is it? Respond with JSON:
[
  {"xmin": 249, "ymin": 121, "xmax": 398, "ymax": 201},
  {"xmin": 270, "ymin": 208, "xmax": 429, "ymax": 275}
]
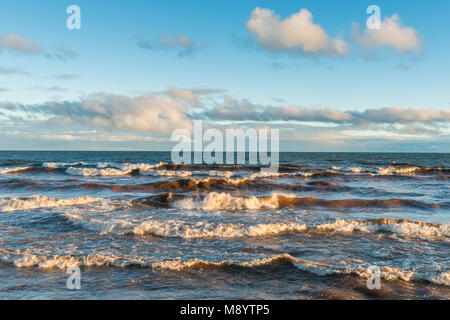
[
  {"xmin": 171, "ymin": 192, "xmax": 444, "ymax": 211},
  {"xmin": 0, "ymin": 196, "xmax": 100, "ymax": 212}
]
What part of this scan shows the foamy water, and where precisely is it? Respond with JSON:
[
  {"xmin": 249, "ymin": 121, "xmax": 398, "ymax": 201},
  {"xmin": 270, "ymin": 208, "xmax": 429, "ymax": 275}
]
[{"xmin": 0, "ymin": 151, "xmax": 448, "ymax": 299}]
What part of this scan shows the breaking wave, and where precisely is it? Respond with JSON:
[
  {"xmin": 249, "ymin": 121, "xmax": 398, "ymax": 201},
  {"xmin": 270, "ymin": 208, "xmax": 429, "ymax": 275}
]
[
  {"xmin": 0, "ymin": 196, "xmax": 101, "ymax": 212},
  {"xmin": 9, "ymin": 177, "xmax": 352, "ymax": 193},
  {"xmin": 3, "ymin": 249, "xmax": 447, "ymax": 286},
  {"xmin": 0, "ymin": 166, "xmax": 34, "ymax": 174},
  {"xmin": 65, "ymin": 167, "xmax": 138, "ymax": 176},
  {"xmin": 97, "ymin": 161, "xmax": 168, "ymax": 171},
  {"xmin": 374, "ymin": 166, "xmax": 449, "ymax": 176},
  {"xmin": 62, "ymin": 213, "xmax": 308, "ymax": 238},
  {"xmin": 152, "ymin": 254, "xmax": 450, "ymax": 286},
  {"xmin": 62, "ymin": 212, "xmax": 450, "ymax": 241},
  {"xmin": 1, "ymin": 251, "xmax": 149, "ymax": 269},
  {"xmin": 171, "ymin": 192, "xmax": 445, "ymax": 210},
  {"xmin": 314, "ymin": 218, "xmax": 450, "ymax": 239},
  {"xmin": 42, "ymin": 162, "xmax": 85, "ymax": 168}
]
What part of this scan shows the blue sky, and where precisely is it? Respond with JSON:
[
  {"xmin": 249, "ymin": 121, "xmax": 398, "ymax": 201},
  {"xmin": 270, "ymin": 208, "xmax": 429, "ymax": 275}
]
[{"xmin": 0, "ymin": 0, "xmax": 449, "ymax": 151}]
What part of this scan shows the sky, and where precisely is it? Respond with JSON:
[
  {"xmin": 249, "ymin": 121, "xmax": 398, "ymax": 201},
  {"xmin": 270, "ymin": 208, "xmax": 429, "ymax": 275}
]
[{"xmin": 0, "ymin": 0, "xmax": 449, "ymax": 151}]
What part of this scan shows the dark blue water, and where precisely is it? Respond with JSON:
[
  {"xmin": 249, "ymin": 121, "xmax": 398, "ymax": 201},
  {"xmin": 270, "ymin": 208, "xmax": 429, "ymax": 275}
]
[{"xmin": 0, "ymin": 152, "xmax": 448, "ymax": 299}]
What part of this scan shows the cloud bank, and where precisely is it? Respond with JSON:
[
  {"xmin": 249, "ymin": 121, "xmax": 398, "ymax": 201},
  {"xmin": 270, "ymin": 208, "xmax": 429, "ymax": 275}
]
[
  {"xmin": 0, "ymin": 89, "xmax": 448, "ymax": 151},
  {"xmin": 1, "ymin": 92, "xmax": 193, "ymax": 134},
  {"xmin": 2, "ymin": 90, "xmax": 448, "ymax": 136},
  {"xmin": 199, "ymin": 100, "xmax": 450, "ymax": 124}
]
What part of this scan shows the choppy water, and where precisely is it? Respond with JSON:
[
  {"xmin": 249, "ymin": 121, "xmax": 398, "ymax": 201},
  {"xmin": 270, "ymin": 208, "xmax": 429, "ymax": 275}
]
[{"xmin": 0, "ymin": 151, "xmax": 448, "ymax": 299}]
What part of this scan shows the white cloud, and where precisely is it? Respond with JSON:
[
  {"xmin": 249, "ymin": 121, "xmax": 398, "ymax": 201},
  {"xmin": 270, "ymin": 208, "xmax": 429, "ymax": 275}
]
[
  {"xmin": 246, "ymin": 7, "xmax": 349, "ymax": 56},
  {"xmin": 352, "ymin": 14, "xmax": 422, "ymax": 53},
  {"xmin": 0, "ymin": 33, "xmax": 42, "ymax": 54}
]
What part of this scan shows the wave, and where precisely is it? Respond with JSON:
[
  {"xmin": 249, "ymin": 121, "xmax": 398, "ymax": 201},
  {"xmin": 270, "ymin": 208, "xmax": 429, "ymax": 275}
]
[
  {"xmin": 314, "ymin": 218, "xmax": 450, "ymax": 239},
  {"xmin": 0, "ymin": 161, "xmax": 189, "ymax": 177},
  {"xmin": 173, "ymin": 192, "xmax": 291, "ymax": 210},
  {"xmin": 0, "ymin": 195, "xmax": 101, "ymax": 212},
  {"xmin": 62, "ymin": 211, "xmax": 450, "ymax": 241},
  {"xmin": 63, "ymin": 213, "xmax": 308, "ymax": 238},
  {"xmin": 97, "ymin": 161, "xmax": 167, "ymax": 171},
  {"xmin": 64, "ymin": 167, "xmax": 229, "ymax": 178},
  {"xmin": 65, "ymin": 167, "xmax": 140, "ymax": 176},
  {"xmin": 310, "ymin": 165, "xmax": 450, "ymax": 177},
  {"xmin": 1, "ymin": 160, "xmax": 448, "ymax": 179},
  {"xmin": 134, "ymin": 219, "xmax": 449, "ymax": 240},
  {"xmin": 142, "ymin": 170, "xmax": 193, "ymax": 178},
  {"xmin": 4, "ymin": 250, "xmax": 447, "ymax": 286},
  {"xmin": 0, "ymin": 165, "xmax": 66, "ymax": 175},
  {"xmin": 0, "ymin": 166, "xmax": 34, "ymax": 174},
  {"xmin": 152, "ymin": 254, "xmax": 450, "ymax": 286},
  {"xmin": 373, "ymin": 166, "xmax": 450, "ymax": 176},
  {"xmin": 3, "ymin": 175, "xmax": 353, "ymax": 194},
  {"xmin": 4, "ymin": 252, "xmax": 149, "ymax": 269},
  {"xmin": 327, "ymin": 165, "xmax": 450, "ymax": 177},
  {"xmin": 151, "ymin": 254, "xmax": 297, "ymax": 271},
  {"xmin": 134, "ymin": 220, "xmax": 308, "ymax": 238},
  {"xmin": 170, "ymin": 192, "xmax": 445, "ymax": 211},
  {"xmin": 155, "ymin": 163, "xmax": 260, "ymax": 172},
  {"xmin": 42, "ymin": 162, "xmax": 85, "ymax": 168}
]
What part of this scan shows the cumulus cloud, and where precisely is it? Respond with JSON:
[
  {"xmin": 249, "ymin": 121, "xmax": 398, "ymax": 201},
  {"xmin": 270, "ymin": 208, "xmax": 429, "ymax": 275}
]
[
  {"xmin": 352, "ymin": 14, "xmax": 422, "ymax": 53},
  {"xmin": 0, "ymin": 33, "xmax": 42, "ymax": 54},
  {"xmin": 138, "ymin": 34, "xmax": 200, "ymax": 57},
  {"xmin": 246, "ymin": 7, "xmax": 349, "ymax": 56}
]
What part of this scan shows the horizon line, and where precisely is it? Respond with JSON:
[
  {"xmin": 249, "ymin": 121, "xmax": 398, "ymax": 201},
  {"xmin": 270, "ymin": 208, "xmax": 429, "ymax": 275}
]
[{"xmin": 0, "ymin": 150, "xmax": 448, "ymax": 154}]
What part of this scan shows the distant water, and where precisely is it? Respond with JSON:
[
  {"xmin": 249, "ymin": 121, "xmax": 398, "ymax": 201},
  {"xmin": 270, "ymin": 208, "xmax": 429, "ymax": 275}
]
[{"xmin": 0, "ymin": 151, "xmax": 448, "ymax": 299}]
